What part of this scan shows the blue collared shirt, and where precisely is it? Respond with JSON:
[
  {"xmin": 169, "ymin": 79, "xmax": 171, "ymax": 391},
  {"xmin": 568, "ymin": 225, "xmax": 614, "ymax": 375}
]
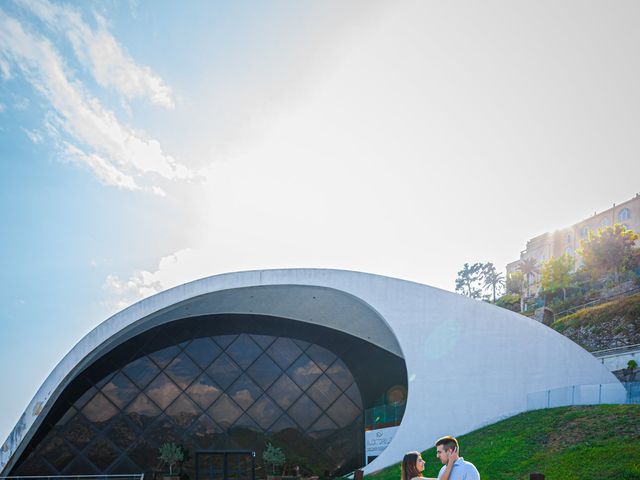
[{"xmin": 437, "ymin": 457, "xmax": 480, "ymax": 480}]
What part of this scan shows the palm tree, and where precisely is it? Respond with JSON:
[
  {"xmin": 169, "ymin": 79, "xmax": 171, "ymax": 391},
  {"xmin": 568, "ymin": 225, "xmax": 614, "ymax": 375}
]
[
  {"xmin": 482, "ymin": 263, "xmax": 505, "ymax": 302},
  {"xmin": 518, "ymin": 257, "xmax": 539, "ymax": 310}
]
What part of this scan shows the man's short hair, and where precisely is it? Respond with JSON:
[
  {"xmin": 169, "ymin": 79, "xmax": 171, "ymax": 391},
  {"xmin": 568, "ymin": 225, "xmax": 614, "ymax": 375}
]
[{"xmin": 435, "ymin": 435, "xmax": 459, "ymax": 452}]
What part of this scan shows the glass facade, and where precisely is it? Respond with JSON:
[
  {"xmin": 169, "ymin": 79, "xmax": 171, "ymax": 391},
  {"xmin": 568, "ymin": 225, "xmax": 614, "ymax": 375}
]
[{"xmin": 10, "ymin": 314, "xmax": 406, "ymax": 479}]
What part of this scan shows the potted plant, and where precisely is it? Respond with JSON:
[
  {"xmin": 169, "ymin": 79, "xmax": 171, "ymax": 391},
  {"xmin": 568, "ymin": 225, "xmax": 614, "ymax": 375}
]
[
  {"xmin": 159, "ymin": 442, "xmax": 184, "ymax": 480},
  {"xmin": 263, "ymin": 443, "xmax": 286, "ymax": 480}
]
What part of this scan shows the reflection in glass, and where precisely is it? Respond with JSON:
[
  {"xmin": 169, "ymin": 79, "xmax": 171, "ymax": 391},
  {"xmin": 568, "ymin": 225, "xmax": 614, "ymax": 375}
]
[
  {"xmin": 186, "ymin": 373, "xmax": 222, "ymax": 409},
  {"xmin": 149, "ymin": 345, "xmax": 180, "ymax": 368},
  {"xmin": 166, "ymin": 393, "xmax": 200, "ymax": 429},
  {"xmin": 228, "ymin": 376, "xmax": 261, "ymax": 409},
  {"xmin": 144, "ymin": 373, "xmax": 181, "ymax": 410},
  {"xmin": 81, "ymin": 393, "xmax": 118, "ymax": 424},
  {"xmin": 307, "ymin": 375, "xmax": 341, "ymax": 409},
  {"xmin": 287, "ymin": 355, "xmax": 323, "ymax": 390},
  {"xmin": 122, "ymin": 356, "xmax": 160, "ymax": 389},
  {"xmin": 165, "ymin": 352, "xmax": 200, "ymax": 389},
  {"xmin": 207, "ymin": 394, "xmax": 243, "ymax": 428},
  {"xmin": 326, "ymin": 359, "xmax": 354, "ymax": 390},
  {"xmin": 101, "ymin": 372, "xmax": 138, "ymax": 409},
  {"xmin": 306, "ymin": 345, "xmax": 337, "ymax": 371},
  {"xmin": 247, "ymin": 353, "xmax": 281, "ymax": 390},
  {"xmin": 226, "ymin": 334, "xmax": 262, "ymax": 369},
  {"xmin": 267, "ymin": 374, "xmax": 303, "ymax": 410},
  {"xmin": 288, "ymin": 394, "xmax": 322, "ymax": 430},
  {"xmin": 206, "ymin": 354, "xmax": 242, "ymax": 389},
  {"xmin": 247, "ymin": 395, "xmax": 282, "ymax": 430},
  {"xmin": 326, "ymin": 395, "xmax": 359, "ymax": 428},
  {"xmin": 184, "ymin": 337, "xmax": 222, "ymax": 369},
  {"xmin": 267, "ymin": 338, "xmax": 302, "ymax": 369},
  {"xmin": 86, "ymin": 437, "xmax": 119, "ymax": 470}
]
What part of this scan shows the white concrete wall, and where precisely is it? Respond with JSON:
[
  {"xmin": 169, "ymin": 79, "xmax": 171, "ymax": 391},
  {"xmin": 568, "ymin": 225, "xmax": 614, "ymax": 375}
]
[{"xmin": 0, "ymin": 269, "xmax": 624, "ymax": 474}]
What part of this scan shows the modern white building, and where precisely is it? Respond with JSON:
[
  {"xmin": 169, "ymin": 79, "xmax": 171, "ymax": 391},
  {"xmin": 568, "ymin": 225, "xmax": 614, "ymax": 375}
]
[{"xmin": 0, "ymin": 269, "xmax": 624, "ymax": 479}]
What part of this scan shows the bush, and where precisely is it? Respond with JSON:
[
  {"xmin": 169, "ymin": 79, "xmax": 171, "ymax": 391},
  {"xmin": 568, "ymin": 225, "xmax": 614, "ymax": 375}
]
[{"xmin": 495, "ymin": 293, "xmax": 521, "ymax": 312}]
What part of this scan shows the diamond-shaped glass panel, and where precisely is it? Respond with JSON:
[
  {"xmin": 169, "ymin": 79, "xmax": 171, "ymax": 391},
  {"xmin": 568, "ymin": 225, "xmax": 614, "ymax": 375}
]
[
  {"xmin": 344, "ymin": 383, "xmax": 362, "ymax": 408},
  {"xmin": 268, "ymin": 413, "xmax": 299, "ymax": 434},
  {"xmin": 306, "ymin": 345, "xmax": 337, "ymax": 371},
  {"xmin": 127, "ymin": 438, "xmax": 159, "ymax": 469},
  {"xmin": 187, "ymin": 414, "xmax": 223, "ymax": 448},
  {"xmin": 232, "ymin": 413, "xmax": 260, "ymax": 432},
  {"xmin": 266, "ymin": 338, "xmax": 303, "ymax": 369},
  {"xmin": 55, "ymin": 407, "xmax": 77, "ymax": 427},
  {"xmin": 81, "ymin": 392, "xmax": 118, "ymax": 425},
  {"xmin": 149, "ymin": 345, "xmax": 180, "ymax": 368},
  {"xmin": 73, "ymin": 386, "xmax": 98, "ymax": 410},
  {"xmin": 63, "ymin": 456, "xmax": 99, "ymax": 475},
  {"xmin": 246, "ymin": 353, "xmax": 282, "ymax": 390},
  {"xmin": 186, "ymin": 372, "xmax": 222, "ymax": 410},
  {"xmin": 145, "ymin": 373, "xmax": 181, "ymax": 410},
  {"xmin": 287, "ymin": 394, "xmax": 322, "ymax": 430},
  {"xmin": 108, "ymin": 456, "xmax": 143, "ymax": 475},
  {"xmin": 166, "ymin": 393, "xmax": 201, "ymax": 429},
  {"xmin": 40, "ymin": 436, "xmax": 74, "ymax": 472},
  {"xmin": 228, "ymin": 376, "xmax": 261, "ymax": 410},
  {"xmin": 184, "ymin": 337, "xmax": 222, "ymax": 369},
  {"xmin": 213, "ymin": 334, "xmax": 237, "ymax": 348},
  {"xmin": 145, "ymin": 414, "xmax": 180, "ymax": 446},
  {"xmin": 326, "ymin": 359, "xmax": 354, "ymax": 390},
  {"xmin": 165, "ymin": 352, "xmax": 200, "ymax": 390},
  {"xmin": 64, "ymin": 413, "xmax": 95, "ymax": 450},
  {"xmin": 122, "ymin": 356, "xmax": 160, "ymax": 389},
  {"xmin": 247, "ymin": 395, "xmax": 283, "ymax": 430},
  {"xmin": 86, "ymin": 436, "xmax": 120, "ymax": 471},
  {"xmin": 267, "ymin": 374, "xmax": 303, "ymax": 410},
  {"xmin": 287, "ymin": 355, "xmax": 323, "ymax": 390},
  {"xmin": 250, "ymin": 334, "xmax": 276, "ymax": 350},
  {"xmin": 101, "ymin": 372, "xmax": 138, "ymax": 409},
  {"xmin": 293, "ymin": 338, "xmax": 311, "ymax": 350},
  {"xmin": 105, "ymin": 416, "xmax": 139, "ymax": 451},
  {"xmin": 226, "ymin": 334, "xmax": 263, "ymax": 369},
  {"xmin": 126, "ymin": 393, "xmax": 161, "ymax": 429},
  {"xmin": 307, "ymin": 414, "xmax": 338, "ymax": 439},
  {"xmin": 326, "ymin": 394, "xmax": 359, "ymax": 427},
  {"xmin": 206, "ymin": 354, "xmax": 242, "ymax": 389},
  {"xmin": 307, "ymin": 375, "xmax": 341, "ymax": 410},
  {"xmin": 207, "ymin": 394, "xmax": 243, "ymax": 428}
]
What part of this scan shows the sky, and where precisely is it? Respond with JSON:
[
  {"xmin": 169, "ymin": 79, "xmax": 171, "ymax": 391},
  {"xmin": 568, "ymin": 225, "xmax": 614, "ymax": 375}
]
[{"xmin": 1, "ymin": 0, "xmax": 640, "ymax": 444}]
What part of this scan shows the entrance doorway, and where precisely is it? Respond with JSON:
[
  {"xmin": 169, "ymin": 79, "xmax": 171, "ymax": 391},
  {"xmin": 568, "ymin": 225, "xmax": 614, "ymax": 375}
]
[{"xmin": 196, "ymin": 451, "xmax": 256, "ymax": 480}]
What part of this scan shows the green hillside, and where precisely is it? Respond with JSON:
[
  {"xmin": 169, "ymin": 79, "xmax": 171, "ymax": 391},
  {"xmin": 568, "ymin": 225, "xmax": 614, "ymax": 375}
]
[{"xmin": 367, "ymin": 405, "xmax": 640, "ymax": 480}]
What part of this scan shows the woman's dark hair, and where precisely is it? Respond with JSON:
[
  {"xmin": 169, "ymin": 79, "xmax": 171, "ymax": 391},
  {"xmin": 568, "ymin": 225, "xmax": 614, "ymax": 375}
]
[{"xmin": 401, "ymin": 451, "xmax": 422, "ymax": 480}]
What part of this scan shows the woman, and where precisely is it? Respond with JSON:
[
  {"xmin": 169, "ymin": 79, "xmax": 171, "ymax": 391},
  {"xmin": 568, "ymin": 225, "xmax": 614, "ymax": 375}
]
[{"xmin": 401, "ymin": 449, "xmax": 457, "ymax": 480}]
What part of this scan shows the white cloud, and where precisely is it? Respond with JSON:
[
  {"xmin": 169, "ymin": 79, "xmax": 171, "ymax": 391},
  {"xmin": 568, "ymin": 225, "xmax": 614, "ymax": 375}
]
[
  {"xmin": 22, "ymin": 128, "xmax": 43, "ymax": 143},
  {"xmin": 17, "ymin": 0, "xmax": 175, "ymax": 108},
  {"xmin": 0, "ymin": 9, "xmax": 191, "ymax": 193}
]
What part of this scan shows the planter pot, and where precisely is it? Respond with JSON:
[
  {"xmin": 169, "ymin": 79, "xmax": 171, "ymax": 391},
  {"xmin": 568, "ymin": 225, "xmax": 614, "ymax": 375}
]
[{"xmin": 163, "ymin": 475, "xmax": 181, "ymax": 480}]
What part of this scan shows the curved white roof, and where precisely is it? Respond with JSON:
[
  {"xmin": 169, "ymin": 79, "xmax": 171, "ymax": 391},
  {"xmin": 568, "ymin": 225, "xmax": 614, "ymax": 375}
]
[{"xmin": 0, "ymin": 268, "xmax": 624, "ymax": 474}]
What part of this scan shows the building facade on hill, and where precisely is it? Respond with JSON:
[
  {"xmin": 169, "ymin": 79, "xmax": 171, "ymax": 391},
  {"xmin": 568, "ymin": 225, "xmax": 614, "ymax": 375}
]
[
  {"xmin": 0, "ymin": 269, "xmax": 625, "ymax": 478},
  {"xmin": 507, "ymin": 193, "xmax": 640, "ymax": 290}
]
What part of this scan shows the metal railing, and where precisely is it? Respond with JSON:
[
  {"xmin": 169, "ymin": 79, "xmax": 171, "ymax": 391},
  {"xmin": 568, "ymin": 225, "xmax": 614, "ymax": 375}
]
[
  {"xmin": 553, "ymin": 285, "xmax": 640, "ymax": 321},
  {"xmin": 591, "ymin": 343, "xmax": 640, "ymax": 357},
  {"xmin": 526, "ymin": 381, "xmax": 640, "ymax": 410}
]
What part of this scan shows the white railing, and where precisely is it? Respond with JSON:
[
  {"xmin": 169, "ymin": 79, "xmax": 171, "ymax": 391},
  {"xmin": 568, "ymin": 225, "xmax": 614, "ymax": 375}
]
[{"xmin": 526, "ymin": 381, "xmax": 640, "ymax": 410}]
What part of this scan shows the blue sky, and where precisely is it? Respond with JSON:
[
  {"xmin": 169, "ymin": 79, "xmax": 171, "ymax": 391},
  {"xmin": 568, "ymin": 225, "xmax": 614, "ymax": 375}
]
[{"xmin": 2, "ymin": 0, "xmax": 640, "ymax": 444}]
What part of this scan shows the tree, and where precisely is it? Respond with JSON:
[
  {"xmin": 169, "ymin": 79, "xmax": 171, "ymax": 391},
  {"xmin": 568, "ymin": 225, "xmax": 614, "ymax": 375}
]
[
  {"xmin": 159, "ymin": 442, "xmax": 184, "ymax": 475},
  {"xmin": 518, "ymin": 257, "xmax": 540, "ymax": 297},
  {"xmin": 506, "ymin": 271, "xmax": 525, "ymax": 295},
  {"xmin": 455, "ymin": 263, "xmax": 484, "ymax": 299},
  {"xmin": 262, "ymin": 443, "xmax": 286, "ymax": 475},
  {"xmin": 578, "ymin": 224, "xmax": 639, "ymax": 282},
  {"xmin": 482, "ymin": 262, "xmax": 505, "ymax": 302},
  {"xmin": 540, "ymin": 254, "xmax": 575, "ymax": 301}
]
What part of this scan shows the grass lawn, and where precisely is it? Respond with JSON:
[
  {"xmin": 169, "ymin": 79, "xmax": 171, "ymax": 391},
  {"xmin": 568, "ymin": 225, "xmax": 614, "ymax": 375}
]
[{"xmin": 367, "ymin": 405, "xmax": 640, "ymax": 480}]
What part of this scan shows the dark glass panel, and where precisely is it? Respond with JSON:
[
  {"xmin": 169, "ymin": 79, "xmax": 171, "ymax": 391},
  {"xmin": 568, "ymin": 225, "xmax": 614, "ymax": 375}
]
[
  {"xmin": 126, "ymin": 393, "xmax": 161, "ymax": 430},
  {"xmin": 226, "ymin": 334, "xmax": 262, "ymax": 369},
  {"xmin": 55, "ymin": 406, "xmax": 77, "ymax": 427},
  {"xmin": 266, "ymin": 338, "xmax": 302, "ymax": 369},
  {"xmin": 344, "ymin": 383, "xmax": 362, "ymax": 408},
  {"xmin": 81, "ymin": 392, "xmax": 118, "ymax": 426},
  {"xmin": 95, "ymin": 371, "xmax": 115, "ymax": 390},
  {"xmin": 287, "ymin": 394, "xmax": 322, "ymax": 430},
  {"xmin": 86, "ymin": 436, "xmax": 120, "ymax": 471},
  {"xmin": 122, "ymin": 356, "xmax": 160, "ymax": 389},
  {"xmin": 13, "ymin": 452, "xmax": 55, "ymax": 476},
  {"xmin": 39, "ymin": 436, "xmax": 74, "ymax": 472},
  {"xmin": 213, "ymin": 334, "xmax": 237, "ymax": 348},
  {"xmin": 63, "ymin": 455, "xmax": 99, "ymax": 475},
  {"xmin": 232, "ymin": 413, "xmax": 260, "ymax": 431},
  {"xmin": 165, "ymin": 352, "xmax": 201, "ymax": 390},
  {"xmin": 206, "ymin": 353, "xmax": 242, "ymax": 389},
  {"xmin": 187, "ymin": 414, "xmax": 223, "ymax": 448},
  {"xmin": 184, "ymin": 337, "xmax": 222, "ymax": 369},
  {"xmin": 185, "ymin": 372, "xmax": 222, "ymax": 409},
  {"xmin": 144, "ymin": 372, "xmax": 181, "ymax": 410},
  {"xmin": 326, "ymin": 394, "xmax": 359, "ymax": 427},
  {"xmin": 306, "ymin": 345, "xmax": 337, "ymax": 371},
  {"xmin": 64, "ymin": 413, "xmax": 96, "ymax": 450},
  {"xmin": 247, "ymin": 395, "xmax": 283, "ymax": 430},
  {"xmin": 307, "ymin": 375, "xmax": 341, "ymax": 410},
  {"xmin": 267, "ymin": 374, "xmax": 303, "ymax": 410},
  {"xmin": 149, "ymin": 345, "xmax": 180, "ymax": 368},
  {"xmin": 166, "ymin": 393, "xmax": 200, "ymax": 429},
  {"xmin": 249, "ymin": 334, "xmax": 276, "ymax": 350},
  {"xmin": 105, "ymin": 416, "xmax": 139, "ymax": 451},
  {"xmin": 207, "ymin": 394, "xmax": 243, "ymax": 428},
  {"xmin": 227, "ymin": 375, "xmax": 261, "ymax": 410},
  {"xmin": 108, "ymin": 456, "xmax": 143, "ymax": 475},
  {"xmin": 307, "ymin": 414, "xmax": 338, "ymax": 439},
  {"xmin": 101, "ymin": 372, "xmax": 139, "ymax": 409},
  {"xmin": 268, "ymin": 413, "xmax": 299, "ymax": 434},
  {"xmin": 287, "ymin": 355, "xmax": 323, "ymax": 390},
  {"xmin": 326, "ymin": 359, "xmax": 354, "ymax": 390},
  {"xmin": 145, "ymin": 414, "xmax": 180, "ymax": 446},
  {"xmin": 246, "ymin": 353, "xmax": 281, "ymax": 390},
  {"xmin": 127, "ymin": 438, "xmax": 159, "ymax": 471},
  {"xmin": 292, "ymin": 338, "xmax": 311, "ymax": 351},
  {"xmin": 73, "ymin": 386, "xmax": 98, "ymax": 410}
]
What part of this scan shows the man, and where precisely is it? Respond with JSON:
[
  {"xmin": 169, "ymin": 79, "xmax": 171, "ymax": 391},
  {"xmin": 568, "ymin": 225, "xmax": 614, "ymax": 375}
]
[{"xmin": 435, "ymin": 436, "xmax": 480, "ymax": 480}]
